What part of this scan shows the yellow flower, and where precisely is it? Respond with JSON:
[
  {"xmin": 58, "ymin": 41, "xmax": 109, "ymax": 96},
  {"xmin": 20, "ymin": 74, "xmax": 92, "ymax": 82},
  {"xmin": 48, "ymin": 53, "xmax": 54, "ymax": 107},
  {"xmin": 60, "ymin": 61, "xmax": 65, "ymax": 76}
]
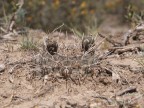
[
  {"xmin": 27, "ymin": 16, "xmax": 32, "ymax": 22},
  {"xmin": 55, "ymin": 0, "xmax": 60, "ymax": 6},
  {"xmin": 72, "ymin": 0, "xmax": 76, "ymax": 4},
  {"xmin": 81, "ymin": 9, "xmax": 87, "ymax": 15},
  {"xmin": 71, "ymin": 8, "xmax": 77, "ymax": 15},
  {"xmin": 90, "ymin": 10, "xmax": 95, "ymax": 14},
  {"xmin": 53, "ymin": 0, "xmax": 60, "ymax": 9},
  {"xmin": 80, "ymin": 1, "xmax": 87, "ymax": 9},
  {"xmin": 28, "ymin": 1, "xmax": 33, "ymax": 6},
  {"xmin": 105, "ymin": 1, "xmax": 114, "ymax": 9},
  {"xmin": 105, "ymin": 0, "xmax": 121, "ymax": 9},
  {"xmin": 41, "ymin": 1, "xmax": 46, "ymax": 6}
]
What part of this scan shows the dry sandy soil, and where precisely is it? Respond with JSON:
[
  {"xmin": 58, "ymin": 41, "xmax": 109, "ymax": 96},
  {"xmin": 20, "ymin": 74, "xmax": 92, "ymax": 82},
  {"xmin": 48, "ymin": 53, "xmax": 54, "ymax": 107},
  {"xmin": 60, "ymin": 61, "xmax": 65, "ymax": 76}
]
[{"xmin": 0, "ymin": 17, "xmax": 144, "ymax": 108}]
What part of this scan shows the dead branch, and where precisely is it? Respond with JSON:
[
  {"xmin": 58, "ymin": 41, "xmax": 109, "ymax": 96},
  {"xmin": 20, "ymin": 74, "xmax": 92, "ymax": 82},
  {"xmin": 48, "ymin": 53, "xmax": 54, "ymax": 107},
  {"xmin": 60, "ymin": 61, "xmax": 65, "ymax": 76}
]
[
  {"xmin": 98, "ymin": 32, "xmax": 122, "ymax": 46},
  {"xmin": 123, "ymin": 22, "xmax": 144, "ymax": 45},
  {"xmin": 116, "ymin": 86, "xmax": 137, "ymax": 96},
  {"xmin": 135, "ymin": 22, "xmax": 144, "ymax": 31},
  {"xmin": 95, "ymin": 50, "xmax": 116, "ymax": 60},
  {"xmin": 101, "ymin": 67, "xmax": 113, "ymax": 76},
  {"xmin": 0, "ymin": 0, "xmax": 24, "ymax": 41},
  {"xmin": 107, "ymin": 43, "xmax": 144, "ymax": 56},
  {"xmin": 34, "ymin": 85, "xmax": 54, "ymax": 98},
  {"xmin": 8, "ymin": 0, "xmax": 24, "ymax": 32},
  {"xmin": 92, "ymin": 95, "xmax": 112, "ymax": 105},
  {"xmin": 52, "ymin": 23, "xmax": 64, "ymax": 33},
  {"xmin": 8, "ymin": 64, "xmax": 21, "ymax": 74},
  {"xmin": 0, "ymin": 27, "xmax": 7, "ymax": 33},
  {"xmin": 7, "ymin": 59, "xmax": 32, "ymax": 65},
  {"xmin": 110, "ymin": 47, "xmax": 139, "ymax": 55},
  {"xmin": 123, "ymin": 30, "xmax": 133, "ymax": 45},
  {"xmin": 0, "ymin": 32, "xmax": 17, "ymax": 41}
]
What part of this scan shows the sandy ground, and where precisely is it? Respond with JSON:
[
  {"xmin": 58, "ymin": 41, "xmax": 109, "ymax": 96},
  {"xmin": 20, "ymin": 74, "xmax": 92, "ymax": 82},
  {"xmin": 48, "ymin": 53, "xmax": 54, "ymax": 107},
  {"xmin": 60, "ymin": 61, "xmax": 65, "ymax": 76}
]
[{"xmin": 0, "ymin": 16, "xmax": 144, "ymax": 108}]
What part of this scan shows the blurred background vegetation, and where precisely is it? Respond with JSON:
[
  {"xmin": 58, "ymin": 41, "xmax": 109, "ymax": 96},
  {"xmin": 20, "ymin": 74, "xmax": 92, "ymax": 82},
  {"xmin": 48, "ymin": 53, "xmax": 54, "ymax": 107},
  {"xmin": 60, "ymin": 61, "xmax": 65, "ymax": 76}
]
[{"xmin": 0, "ymin": 0, "xmax": 144, "ymax": 33}]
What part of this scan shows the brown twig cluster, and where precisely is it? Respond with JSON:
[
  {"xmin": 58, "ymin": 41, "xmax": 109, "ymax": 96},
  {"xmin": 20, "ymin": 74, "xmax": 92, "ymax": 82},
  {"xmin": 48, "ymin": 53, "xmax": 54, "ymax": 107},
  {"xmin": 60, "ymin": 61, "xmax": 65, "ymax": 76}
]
[
  {"xmin": 0, "ymin": 0, "xmax": 25, "ymax": 40},
  {"xmin": 22, "ymin": 34, "xmax": 119, "ymax": 86},
  {"xmin": 5, "ymin": 21, "xmax": 144, "ymax": 88}
]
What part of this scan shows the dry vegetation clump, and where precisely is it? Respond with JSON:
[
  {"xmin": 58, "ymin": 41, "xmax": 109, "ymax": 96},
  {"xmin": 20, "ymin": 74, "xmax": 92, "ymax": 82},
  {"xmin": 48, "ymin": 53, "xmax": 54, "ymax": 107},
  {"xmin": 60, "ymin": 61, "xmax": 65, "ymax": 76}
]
[
  {"xmin": 1, "ymin": 23, "xmax": 143, "ymax": 107},
  {"xmin": 0, "ymin": 0, "xmax": 144, "ymax": 108}
]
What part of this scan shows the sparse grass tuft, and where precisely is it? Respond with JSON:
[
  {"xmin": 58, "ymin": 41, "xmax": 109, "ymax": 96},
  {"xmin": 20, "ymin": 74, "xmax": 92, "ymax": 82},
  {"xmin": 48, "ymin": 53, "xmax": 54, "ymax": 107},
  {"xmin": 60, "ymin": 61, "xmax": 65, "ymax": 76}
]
[
  {"xmin": 71, "ymin": 16, "xmax": 98, "ymax": 38},
  {"xmin": 20, "ymin": 36, "xmax": 38, "ymax": 51},
  {"xmin": 71, "ymin": 28, "xmax": 84, "ymax": 38}
]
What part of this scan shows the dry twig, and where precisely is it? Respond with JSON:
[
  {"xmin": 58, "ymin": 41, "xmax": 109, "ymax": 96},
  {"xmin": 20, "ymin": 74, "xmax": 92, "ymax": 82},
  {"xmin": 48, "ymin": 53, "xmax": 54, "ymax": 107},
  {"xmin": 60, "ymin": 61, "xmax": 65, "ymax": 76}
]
[{"xmin": 116, "ymin": 86, "xmax": 137, "ymax": 96}]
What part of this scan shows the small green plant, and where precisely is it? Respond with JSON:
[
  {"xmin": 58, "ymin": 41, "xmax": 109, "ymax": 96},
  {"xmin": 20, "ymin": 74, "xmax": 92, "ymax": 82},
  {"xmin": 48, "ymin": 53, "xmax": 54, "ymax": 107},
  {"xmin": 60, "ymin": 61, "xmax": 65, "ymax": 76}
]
[
  {"xmin": 71, "ymin": 27, "xmax": 84, "ymax": 38},
  {"xmin": 125, "ymin": 4, "xmax": 144, "ymax": 27},
  {"xmin": 20, "ymin": 36, "xmax": 38, "ymax": 51}
]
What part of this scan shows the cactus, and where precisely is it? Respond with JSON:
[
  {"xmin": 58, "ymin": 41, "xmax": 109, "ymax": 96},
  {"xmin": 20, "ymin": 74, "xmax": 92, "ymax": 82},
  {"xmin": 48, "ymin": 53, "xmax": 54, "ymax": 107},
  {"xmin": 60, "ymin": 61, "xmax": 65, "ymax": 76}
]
[
  {"xmin": 45, "ymin": 38, "xmax": 58, "ymax": 55},
  {"xmin": 82, "ymin": 36, "xmax": 95, "ymax": 52}
]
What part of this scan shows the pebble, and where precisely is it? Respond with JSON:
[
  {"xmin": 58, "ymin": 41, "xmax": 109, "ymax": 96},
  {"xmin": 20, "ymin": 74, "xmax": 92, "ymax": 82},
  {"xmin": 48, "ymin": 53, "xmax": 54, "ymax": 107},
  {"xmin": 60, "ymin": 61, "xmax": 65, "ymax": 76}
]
[{"xmin": 0, "ymin": 64, "xmax": 5, "ymax": 73}]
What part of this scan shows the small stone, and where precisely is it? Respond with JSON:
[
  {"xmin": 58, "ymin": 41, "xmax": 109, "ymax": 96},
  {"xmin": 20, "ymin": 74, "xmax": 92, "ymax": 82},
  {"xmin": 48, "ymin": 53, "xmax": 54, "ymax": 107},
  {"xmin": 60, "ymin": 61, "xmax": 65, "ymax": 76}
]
[
  {"xmin": 0, "ymin": 64, "xmax": 5, "ymax": 73},
  {"xmin": 66, "ymin": 100, "xmax": 77, "ymax": 107},
  {"xmin": 78, "ymin": 103, "xmax": 88, "ymax": 108},
  {"xmin": 90, "ymin": 103, "xmax": 98, "ymax": 108},
  {"xmin": 65, "ymin": 104, "xmax": 72, "ymax": 108}
]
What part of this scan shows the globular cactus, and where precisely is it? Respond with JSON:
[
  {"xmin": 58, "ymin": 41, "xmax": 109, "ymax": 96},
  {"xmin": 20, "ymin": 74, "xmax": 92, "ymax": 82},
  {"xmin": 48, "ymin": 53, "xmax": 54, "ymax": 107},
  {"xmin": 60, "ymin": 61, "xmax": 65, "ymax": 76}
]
[
  {"xmin": 44, "ymin": 37, "xmax": 58, "ymax": 55},
  {"xmin": 82, "ymin": 36, "xmax": 95, "ymax": 52}
]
